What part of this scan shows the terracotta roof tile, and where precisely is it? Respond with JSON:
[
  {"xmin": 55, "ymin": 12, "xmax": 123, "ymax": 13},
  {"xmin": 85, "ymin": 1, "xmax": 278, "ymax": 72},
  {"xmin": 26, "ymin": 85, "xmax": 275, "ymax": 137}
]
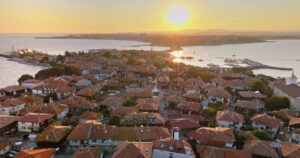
[
  {"xmin": 207, "ymin": 88, "xmax": 232, "ymax": 99},
  {"xmin": 188, "ymin": 127, "xmax": 235, "ymax": 147},
  {"xmin": 72, "ymin": 147, "xmax": 104, "ymax": 158},
  {"xmin": 0, "ymin": 115, "xmax": 19, "ymax": 129},
  {"xmin": 0, "ymin": 98, "xmax": 25, "ymax": 107},
  {"xmin": 234, "ymin": 99, "xmax": 265, "ymax": 110},
  {"xmin": 79, "ymin": 111, "xmax": 102, "ymax": 120},
  {"xmin": 281, "ymin": 142, "xmax": 300, "ymax": 158},
  {"xmin": 35, "ymin": 125, "xmax": 71, "ymax": 142},
  {"xmin": 244, "ymin": 139, "xmax": 279, "ymax": 158},
  {"xmin": 167, "ymin": 118, "xmax": 200, "ymax": 130},
  {"xmin": 216, "ymin": 110, "xmax": 244, "ymax": 123},
  {"xmin": 251, "ymin": 114, "xmax": 281, "ymax": 128},
  {"xmin": 239, "ymin": 91, "xmax": 267, "ymax": 99},
  {"xmin": 1, "ymin": 85, "xmax": 26, "ymax": 93},
  {"xmin": 153, "ymin": 138, "xmax": 194, "ymax": 155},
  {"xmin": 289, "ymin": 117, "xmax": 300, "ymax": 126},
  {"xmin": 18, "ymin": 113, "xmax": 53, "ymax": 123},
  {"xmin": 15, "ymin": 148, "xmax": 55, "ymax": 158},
  {"xmin": 112, "ymin": 142, "xmax": 153, "ymax": 158},
  {"xmin": 196, "ymin": 145, "xmax": 251, "ymax": 158}
]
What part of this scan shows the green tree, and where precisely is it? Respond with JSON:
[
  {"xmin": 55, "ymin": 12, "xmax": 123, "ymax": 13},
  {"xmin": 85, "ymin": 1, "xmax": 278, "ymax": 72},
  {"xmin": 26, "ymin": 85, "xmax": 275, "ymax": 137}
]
[
  {"xmin": 224, "ymin": 84, "xmax": 232, "ymax": 93},
  {"xmin": 123, "ymin": 97, "xmax": 136, "ymax": 107},
  {"xmin": 208, "ymin": 121, "xmax": 215, "ymax": 127},
  {"xmin": 250, "ymin": 79, "xmax": 272, "ymax": 96},
  {"xmin": 231, "ymin": 67, "xmax": 254, "ymax": 76},
  {"xmin": 103, "ymin": 51, "xmax": 112, "ymax": 58},
  {"xmin": 253, "ymin": 130, "xmax": 269, "ymax": 140},
  {"xmin": 35, "ymin": 65, "xmax": 81, "ymax": 79},
  {"xmin": 234, "ymin": 131, "xmax": 246, "ymax": 149},
  {"xmin": 61, "ymin": 120, "xmax": 78, "ymax": 126},
  {"xmin": 168, "ymin": 101, "xmax": 177, "ymax": 109},
  {"xmin": 18, "ymin": 74, "xmax": 34, "ymax": 85},
  {"xmin": 109, "ymin": 115, "xmax": 121, "ymax": 126},
  {"xmin": 203, "ymin": 107, "xmax": 217, "ymax": 116},
  {"xmin": 266, "ymin": 96, "xmax": 290, "ymax": 111}
]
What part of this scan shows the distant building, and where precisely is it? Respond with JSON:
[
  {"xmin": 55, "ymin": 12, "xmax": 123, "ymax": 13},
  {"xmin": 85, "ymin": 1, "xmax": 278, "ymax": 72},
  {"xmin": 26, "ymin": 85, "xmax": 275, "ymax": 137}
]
[
  {"xmin": 251, "ymin": 114, "xmax": 281, "ymax": 139},
  {"xmin": 272, "ymin": 72, "xmax": 300, "ymax": 111},
  {"xmin": 18, "ymin": 113, "xmax": 54, "ymax": 132}
]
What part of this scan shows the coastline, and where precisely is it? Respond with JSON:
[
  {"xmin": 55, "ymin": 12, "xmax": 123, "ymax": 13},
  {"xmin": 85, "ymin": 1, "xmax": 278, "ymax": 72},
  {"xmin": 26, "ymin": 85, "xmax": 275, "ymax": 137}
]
[{"xmin": 0, "ymin": 56, "xmax": 49, "ymax": 68}]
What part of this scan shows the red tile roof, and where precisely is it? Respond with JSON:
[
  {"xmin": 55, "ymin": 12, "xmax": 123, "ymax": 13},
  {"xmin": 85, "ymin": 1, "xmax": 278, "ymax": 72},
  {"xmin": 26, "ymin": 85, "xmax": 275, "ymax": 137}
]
[
  {"xmin": 167, "ymin": 118, "xmax": 200, "ymax": 130},
  {"xmin": 136, "ymin": 98, "xmax": 159, "ymax": 112},
  {"xmin": 111, "ymin": 106, "xmax": 138, "ymax": 117},
  {"xmin": 216, "ymin": 110, "xmax": 244, "ymax": 123},
  {"xmin": 234, "ymin": 99, "xmax": 264, "ymax": 110},
  {"xmin": 18, "ymin": 113, "xmax": 53, "ymax": 123},
  {"xmin": 274, "ymin": 84, "xmax": 300, "ymax": 99},
  {"xmin": 207, "ymin": 88, "xmax": 232, "ymax": 99},
  {"xmin": 244, "ymin": 139, "xmax": 279, "ymax": 158},
  {"xmin": 15, "ymin": 148, "xmax": 55, "ymax": 158},
  {"xmin": 153, "ymin": 138, "xmax": 194, "ymax": 155},
  {"xmin": 112, "ymin": 142, "xmax": 153, "ymax": 158},
  {"xmin": 188, "ymin": 127, "xmax": 235, "ymax": 147},
  {"xmin": 289, "ymin": 117, "xmax": 300, "ymax": 126},
  {"xmin": 239, "ymin": 91, "xmax": 267, "ymax": 99},
  {"xmin": 0, "ymin": 98, "xmax": 25, "ymax": 107},
  {"xmin": 251, "ymin": 114, "xmax": 281, "ymax": 128},
  {"xmin": 0, "ymin": 115, "xmax": 19, "ymax": 129},
  {"xmin": 72, "ymin": 147, "xmax": 104, "ymax": 158},
  {"xmin": 196, "ymin": 145, "xmax": 251, "ymax": 158},
  {"xmin": 79, "ymin": 111, "xmax": 102, "ymax": 120},
  {"xmin": 59, "ymin": 95, "xmax": 86, "ymax": 106},
  {"xmin": 281, "ymin": 142, "xmax": 300, "ymax": 158},
  {"xmin": 35, "ymin": 125, "xmax": 71, "ymax": 142},
  {"xmin": 1, "ymin": 85, "xmax": 26, "ymax": 93},
  {"xmin": 181, "ymin": 114, "xmax": 205, "ymax": 123}
]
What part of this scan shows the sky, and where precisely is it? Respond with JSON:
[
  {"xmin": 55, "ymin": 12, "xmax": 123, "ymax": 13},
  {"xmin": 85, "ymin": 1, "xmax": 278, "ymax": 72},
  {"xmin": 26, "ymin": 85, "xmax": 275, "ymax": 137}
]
[{"xmin": 0, "ymin": 0, "xmax": 300, "ymax": 33}]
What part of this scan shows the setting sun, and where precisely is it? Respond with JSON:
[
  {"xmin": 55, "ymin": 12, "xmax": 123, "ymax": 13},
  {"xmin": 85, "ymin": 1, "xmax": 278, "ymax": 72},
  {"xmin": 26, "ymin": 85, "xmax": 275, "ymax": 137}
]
[{"xmin": 166, "ymin": 5, "xmax": 190, "ymax": 27}]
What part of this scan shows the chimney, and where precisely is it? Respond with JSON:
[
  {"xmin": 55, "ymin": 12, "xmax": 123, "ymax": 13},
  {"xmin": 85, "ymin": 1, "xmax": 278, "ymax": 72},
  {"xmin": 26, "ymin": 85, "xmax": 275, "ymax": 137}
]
[{"xmin": 172, "ymin": 127, "xmax": 180, "ymax": 140}]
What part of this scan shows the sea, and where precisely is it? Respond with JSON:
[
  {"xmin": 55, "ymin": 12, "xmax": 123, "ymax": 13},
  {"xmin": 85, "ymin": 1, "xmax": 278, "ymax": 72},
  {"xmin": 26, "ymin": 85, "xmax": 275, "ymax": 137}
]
[{"xmin": 0, "ymin": 34, "xmax": 299, "ymax": 88}]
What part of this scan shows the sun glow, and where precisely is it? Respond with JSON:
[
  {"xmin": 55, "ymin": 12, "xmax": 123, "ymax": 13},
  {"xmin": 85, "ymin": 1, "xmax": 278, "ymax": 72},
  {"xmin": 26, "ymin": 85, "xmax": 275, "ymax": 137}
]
[
  {"xmin": 166, "ymin": 5, "xmax": 190, "ymax": 27},
  {"xmin": 171, "ymin": 51, "xmax": 183, "ymax": 63},
  {"xmin": 171, "ymin": 51, "xmax": 183, "ymax": 58}
]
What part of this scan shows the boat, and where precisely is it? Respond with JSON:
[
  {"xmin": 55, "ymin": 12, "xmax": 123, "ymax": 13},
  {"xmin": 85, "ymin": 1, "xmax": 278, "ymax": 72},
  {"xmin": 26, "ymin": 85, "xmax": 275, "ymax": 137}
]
[
  {"xmin": 296, "ymin": 59, "xmax": 300, "ymax": 61},
  {"xmin": 198, "ymin": 59, "xmax": 203, "ymax": 62},
  {"xmin": 185, "ymin": 56, "xmax": 194, "ymax": 60}
]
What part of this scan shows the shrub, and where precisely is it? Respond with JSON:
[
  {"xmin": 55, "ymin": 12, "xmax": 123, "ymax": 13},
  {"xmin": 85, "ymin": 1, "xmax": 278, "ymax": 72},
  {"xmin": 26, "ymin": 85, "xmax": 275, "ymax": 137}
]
[
  {"xmin": 168, "ymin": 101, "xmax": 177, "ymax": 109},
  {"xmin": 203, "ymin": 107, "xmax": 217, "ymax": 116},
  {"xmin": 109, "ymin": 116, "xmax": 121, "ymax": 126},
  {"xmin": 253, "ymin": 130, "xmax": 269, "ymax": 140},
  {"xmin": 123, "ymin": 97, "xmax": 136, "ymax": 107},
  {"xmin": 18, "ymin": 74, "xmax": 34, "ymax": 85},
  {"xmin": 266, "ymin": 96, "xmax": 290, "ymax": 111},
  {"xmin": 35, "ymin": 65, "xmax": 81, "ymax": 79},
  {"xmin": 250, "ymin": 79, "xmax": 272, "ymax": 96}
]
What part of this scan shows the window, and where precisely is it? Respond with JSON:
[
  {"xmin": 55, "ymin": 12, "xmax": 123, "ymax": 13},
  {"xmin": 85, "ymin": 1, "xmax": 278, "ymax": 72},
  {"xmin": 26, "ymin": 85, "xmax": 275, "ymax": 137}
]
[{"xmin": 92, "ymin": 139, "xmax": 97, "ymax": 143}]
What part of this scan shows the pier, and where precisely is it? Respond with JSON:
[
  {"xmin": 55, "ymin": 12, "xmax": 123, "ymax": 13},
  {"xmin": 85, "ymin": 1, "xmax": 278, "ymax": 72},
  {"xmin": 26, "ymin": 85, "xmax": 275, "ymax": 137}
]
[{"xmin": 242, "ymin": 58, "xmax": 292, "ymax": 71}]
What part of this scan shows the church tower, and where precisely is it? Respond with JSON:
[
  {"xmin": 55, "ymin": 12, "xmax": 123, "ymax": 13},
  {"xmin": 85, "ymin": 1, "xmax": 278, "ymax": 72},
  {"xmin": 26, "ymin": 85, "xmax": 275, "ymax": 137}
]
[{"xmin": 286, "ymin": 71, "xmax": 298, "ymax": 85}]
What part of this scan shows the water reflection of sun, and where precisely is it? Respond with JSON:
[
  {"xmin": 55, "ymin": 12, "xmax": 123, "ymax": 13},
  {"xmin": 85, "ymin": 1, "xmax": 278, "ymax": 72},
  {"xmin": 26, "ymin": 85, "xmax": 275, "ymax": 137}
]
[
  {"xmin": 171, "ymin": 50, "xmax": 183, "ymax": 63},
  {"xmin": 173, "ymin": 58, "xmax": 182, "ymax": 63},
  {"xmin": 171, "ymin": 51, "xmax": 183, "ymax": 58}
]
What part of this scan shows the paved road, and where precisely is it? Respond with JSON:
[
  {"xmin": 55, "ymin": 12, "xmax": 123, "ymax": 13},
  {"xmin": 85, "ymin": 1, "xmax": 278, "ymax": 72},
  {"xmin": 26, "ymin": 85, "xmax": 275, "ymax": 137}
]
[{"xmin": 158, "ymin": 89, "xmax": 169, "ymax": 121}]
